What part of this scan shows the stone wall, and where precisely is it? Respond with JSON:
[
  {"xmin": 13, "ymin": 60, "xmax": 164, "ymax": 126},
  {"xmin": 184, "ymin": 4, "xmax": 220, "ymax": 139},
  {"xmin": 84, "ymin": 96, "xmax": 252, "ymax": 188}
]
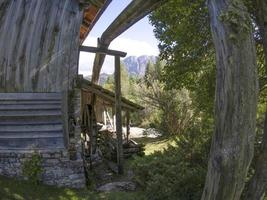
[
  {"xmin": 0, "ymin": 150, "xmax": 86, "ymax": 188},
  {"xmin": 68, "ymin": 88, "xmax": 83, "ymax": 160}
]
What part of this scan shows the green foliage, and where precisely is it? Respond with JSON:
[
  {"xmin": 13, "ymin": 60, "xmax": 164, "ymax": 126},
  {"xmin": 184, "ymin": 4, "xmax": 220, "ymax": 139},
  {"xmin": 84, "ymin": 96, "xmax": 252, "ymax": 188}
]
[
  {"xmin": 22, "ymin": 152, "xmax": 43, "ymax": 185},
  {"xmin": 138, "ymin": 60, "xmax": 193, "ymax": 135},
  {"xmin": 132, "ymin": 121, "xmax": 212, "ymax": 200},
  {"xmin": 150, "ymin": 0, "xmax": 216, "ymax": 118},
  {"xmin": 149, "ymin": 0, "xmax": 267, "ymax": 198},
  {"xmin": 103, "ymin": 62, "xmax": 130, "ymax": 98},
  {"xmin": 150, "ymin": 0, "xmax": 213, "ymax": 90}
]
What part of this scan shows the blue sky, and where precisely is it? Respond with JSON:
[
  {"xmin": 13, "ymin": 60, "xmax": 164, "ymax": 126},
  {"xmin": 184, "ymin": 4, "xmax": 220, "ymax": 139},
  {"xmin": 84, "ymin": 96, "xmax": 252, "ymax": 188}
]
[{"xmin": 79, "ymin": 0, "xmax": 159, "ymax": 76}]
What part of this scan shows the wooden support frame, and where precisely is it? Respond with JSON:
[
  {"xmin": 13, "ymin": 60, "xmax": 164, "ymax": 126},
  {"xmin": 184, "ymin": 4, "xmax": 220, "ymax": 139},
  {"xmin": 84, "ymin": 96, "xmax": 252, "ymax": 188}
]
[
  {"xmin": 80, "ymin": 45, "xmax": 127, "ymax": 57},
  {"xmin": 80, "ymin": 46, "xmax": 133, "ymax": 174},
  {"xmin": 115, "ymin": 55, "xmax": 124, "ymax": 175}
]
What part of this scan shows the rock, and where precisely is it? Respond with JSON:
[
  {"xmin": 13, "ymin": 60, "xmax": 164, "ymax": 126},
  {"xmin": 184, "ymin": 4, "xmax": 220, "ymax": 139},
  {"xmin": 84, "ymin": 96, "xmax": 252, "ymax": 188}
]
[{"xmin": 96, "ymin": 181, "xmax": 136, "ymax": 192}]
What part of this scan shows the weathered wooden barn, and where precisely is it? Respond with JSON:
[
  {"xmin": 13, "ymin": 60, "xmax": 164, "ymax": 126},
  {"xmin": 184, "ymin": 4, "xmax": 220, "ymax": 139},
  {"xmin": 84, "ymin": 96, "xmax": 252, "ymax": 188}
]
[
  {"xmin": 0, "ymin": 0, "xmax": 113, "ymax": 188},
  {"xmin": 0, "ymin": 0, "xmax": 163, "ymax": 188}
]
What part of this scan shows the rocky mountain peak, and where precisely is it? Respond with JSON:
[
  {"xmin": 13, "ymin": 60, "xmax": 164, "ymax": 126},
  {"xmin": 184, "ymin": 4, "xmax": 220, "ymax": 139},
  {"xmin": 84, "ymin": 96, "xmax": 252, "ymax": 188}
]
[{"xmin": 123, "ymin": 55, "xmax": 157, "ymax": 77}]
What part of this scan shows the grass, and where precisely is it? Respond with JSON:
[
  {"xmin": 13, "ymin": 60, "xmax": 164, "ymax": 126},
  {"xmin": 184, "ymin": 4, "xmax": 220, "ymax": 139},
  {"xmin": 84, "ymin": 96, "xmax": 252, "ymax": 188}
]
[
  {"xmin": 0, "ymin": 176, "xmax": 145, "ymax": 200},
  {"xmin": 133, "ymin": 137, "xmax": 176, "ymax": 155},
  {"xmin": 0, "ymin": 137, "xmax": 172, "ymax": 200}
]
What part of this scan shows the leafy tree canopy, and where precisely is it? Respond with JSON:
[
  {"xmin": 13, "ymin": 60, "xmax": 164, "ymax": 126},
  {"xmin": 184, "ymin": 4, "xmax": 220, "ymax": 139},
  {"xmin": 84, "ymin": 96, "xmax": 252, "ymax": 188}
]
[{"xmin": 149, "ymin": 0, "xmax": 214, "ymax": 90}]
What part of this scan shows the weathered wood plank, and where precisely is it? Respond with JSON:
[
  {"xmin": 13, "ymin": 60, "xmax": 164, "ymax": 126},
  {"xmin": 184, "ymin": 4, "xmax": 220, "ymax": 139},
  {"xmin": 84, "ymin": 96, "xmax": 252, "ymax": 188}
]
[
  {"xmin": 115, "ymin": 55, "xmax": 124, "ymax": 175},
  {"xmin": 80, "ymin": 45, "xmax": 127, "ymax": 57},
  {"xmin": 0, "ymin": 92, "xmax": 65, "ymax": 149},
  {"xmin": 0, "ymin": 0, "xmax": 83, "ymax": 92}
]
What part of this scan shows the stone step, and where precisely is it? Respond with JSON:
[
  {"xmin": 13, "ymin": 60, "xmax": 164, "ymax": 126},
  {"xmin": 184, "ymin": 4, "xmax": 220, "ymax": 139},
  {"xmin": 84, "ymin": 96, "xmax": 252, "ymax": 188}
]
[
  {"xmin": 0, "ymin": 131, "xmax": 63, "ymax": 138},
  {"xmin": 0, "ymin": 92, "xmax": 64, "ymax": 150},
  {"xmin": 0, "ymin": 93, "xmax": 61, "ymax": 100},
  {"xmin": 96, "ymin": 182, "xmax": 136, "ymax": 192},
  {"xmin": 0, "ymin": 104, "xmax": 61, "ymax": 110},
  {"xmin": 0, "ymin": 124, "xmax": 62, "ymax": 132},
  {"xmin": 0, "ymin": 137, "xmax": 64, "ymax": 149}
]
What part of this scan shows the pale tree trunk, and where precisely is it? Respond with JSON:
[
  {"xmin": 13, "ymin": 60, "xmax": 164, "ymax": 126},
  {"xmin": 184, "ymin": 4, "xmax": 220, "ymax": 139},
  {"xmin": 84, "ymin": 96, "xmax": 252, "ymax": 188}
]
[
  {"xmin": 244, "ymin": 0, "xmax": 267, "ymax": 199},
  {"xmin": 201, "ymin": 0, "xmax": 258, "ymax": 199}
]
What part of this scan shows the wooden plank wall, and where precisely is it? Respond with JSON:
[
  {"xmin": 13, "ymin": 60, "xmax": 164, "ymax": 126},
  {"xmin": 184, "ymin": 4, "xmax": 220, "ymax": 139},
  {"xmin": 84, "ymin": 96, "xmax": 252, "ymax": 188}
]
[{"xmin": 0, "ymin": 0, "xmax": 83, "ymax": 92}]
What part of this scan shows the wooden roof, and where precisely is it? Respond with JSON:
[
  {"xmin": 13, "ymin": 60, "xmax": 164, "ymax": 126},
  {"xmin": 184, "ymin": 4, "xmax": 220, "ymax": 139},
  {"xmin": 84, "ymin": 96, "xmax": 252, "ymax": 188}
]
[
  {"xmin": 79, "ymin": 0, "xmax": 112, "ymax": 43},
  {"xmin": 76, "ymin": 76, "xmax": 144, "ymax": 111}
]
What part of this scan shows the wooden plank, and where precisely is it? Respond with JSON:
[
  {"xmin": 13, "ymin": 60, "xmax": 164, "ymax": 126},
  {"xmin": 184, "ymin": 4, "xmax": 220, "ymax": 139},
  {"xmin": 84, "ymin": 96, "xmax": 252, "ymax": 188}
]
[
  {"xmin": 81, "ymin": 87, "xmax": 139, "ymax": 111},
  {"xmin": 80, "ymin": 45, "xmax": 127, "ymax": 57},
  {"xmin": 79, "ymin": 79, "xmax": 144, "ymax": 111},
  {"xmin": 0, "ymin": 1, "xmax": 82, "ymax": 93},
  {"xmin": 115, "ymin": 56, "xmax": 124, "ymax": 175},
  {"xmin": 126, "ymin": 111, "xmax": 130, "ymax": 143},
  {"xmin": 103, "ymin": 110, "xmax": 107, "ymax": 126}
]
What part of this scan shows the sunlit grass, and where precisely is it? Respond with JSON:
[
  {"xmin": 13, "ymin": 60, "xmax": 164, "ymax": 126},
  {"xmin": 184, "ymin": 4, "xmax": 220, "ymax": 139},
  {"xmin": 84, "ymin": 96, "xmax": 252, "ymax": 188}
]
[
  {"xmin": 0, "ymin": 176, "xmax": 145, "ymax": 200},
  {"xmin": 133, "ymin": 137, "xmax": 176, "ymax": 155}
]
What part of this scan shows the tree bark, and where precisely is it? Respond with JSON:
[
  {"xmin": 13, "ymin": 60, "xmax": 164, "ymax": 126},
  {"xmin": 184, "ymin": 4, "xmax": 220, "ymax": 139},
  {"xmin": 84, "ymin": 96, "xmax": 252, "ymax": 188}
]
[
  {"xmin": 202, "ymin": 1, "xmax": 258, "ymax": 199},
  {"xmin": 244, "ymin": 112, "xmax": 267, "ymax": 200},
  {"xmin": 243, "ymin": 0, "xmax": 267, "ymax": 199}
]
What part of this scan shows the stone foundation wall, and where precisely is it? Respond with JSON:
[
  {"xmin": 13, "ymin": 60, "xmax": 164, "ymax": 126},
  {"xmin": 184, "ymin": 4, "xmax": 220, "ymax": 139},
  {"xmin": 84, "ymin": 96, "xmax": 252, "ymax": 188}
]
[
  {"xmin": 0, "ymin": 150, "xmax": 86, "ymax": 188},
  {"xmin": 0, "ymin": 88, "xmax": 86, "ymax": 188}
]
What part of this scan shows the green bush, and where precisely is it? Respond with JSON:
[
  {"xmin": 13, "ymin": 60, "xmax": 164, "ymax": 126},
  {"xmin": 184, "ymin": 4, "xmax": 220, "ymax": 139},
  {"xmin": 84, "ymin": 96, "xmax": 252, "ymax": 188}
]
[
  {"xmin": 132, "ymin": 124, "xmax": 211, "ymax": 200},
  {"xmin": 22, "ymin": 152, "xmax": 43, "ymax": 185}
]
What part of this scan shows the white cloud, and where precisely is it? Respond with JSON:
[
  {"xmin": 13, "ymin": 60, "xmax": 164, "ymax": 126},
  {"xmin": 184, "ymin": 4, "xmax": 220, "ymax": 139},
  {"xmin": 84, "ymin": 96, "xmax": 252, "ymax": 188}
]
[{"xmin": 78, "ymin": 36, "xmax": 159, "ymax": 76}]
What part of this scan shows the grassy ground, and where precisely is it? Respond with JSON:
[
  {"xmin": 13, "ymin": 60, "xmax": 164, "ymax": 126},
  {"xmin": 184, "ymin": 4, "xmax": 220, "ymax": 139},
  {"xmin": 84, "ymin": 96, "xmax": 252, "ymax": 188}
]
[
  {"xmin": 0, "ymin": 176, "xmax": 145, "ymax": 200},
  {"xmin": 133, "ymin": 137, "xmax": 176, "ymax": 155},
  {"xmin": 0, "ymin": 137, "xmax": 171, "ymax": 200}
]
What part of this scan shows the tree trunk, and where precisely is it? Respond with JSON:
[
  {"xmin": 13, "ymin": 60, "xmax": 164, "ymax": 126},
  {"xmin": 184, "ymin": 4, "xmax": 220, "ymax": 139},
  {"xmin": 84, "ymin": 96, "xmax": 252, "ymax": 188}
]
[
  {"xmin": 244, "ymin": 112, "xmax": 267, "ymax": 200},
  {"xmin": 202, "ymin": 1, "xmax": 258, "ymax": 199},
  {"xmin": 243, "ymin": 1, "xmax": 267, "ymax": 199}
]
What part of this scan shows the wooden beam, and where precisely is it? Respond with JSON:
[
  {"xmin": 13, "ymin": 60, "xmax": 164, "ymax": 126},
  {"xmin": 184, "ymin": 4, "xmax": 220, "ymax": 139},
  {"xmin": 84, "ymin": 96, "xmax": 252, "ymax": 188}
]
[
  {"xmin": 79, "ymin": 78, "xmax": 144, "ymax": 111},
  {"xmin": 91, "ymin": 0, "xmax": 167, "ymax": 83},
  {"xmin": 81, "ymin": 88, "xmax": 139, "ymax": 111},
  {"xmin": 115, "ymin": 55, "xmax": 124, "ymax": 175},
  {"xmin": 80, "ymin": 45, "xmax": 127, "ymax": 57}
]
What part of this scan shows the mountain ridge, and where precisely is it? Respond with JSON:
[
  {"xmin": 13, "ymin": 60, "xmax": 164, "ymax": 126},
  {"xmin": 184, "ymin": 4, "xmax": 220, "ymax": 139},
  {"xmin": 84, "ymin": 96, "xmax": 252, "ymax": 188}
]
[{"xmin": 84, "ymin": 55, "xmax": 158, "ymax": 85}]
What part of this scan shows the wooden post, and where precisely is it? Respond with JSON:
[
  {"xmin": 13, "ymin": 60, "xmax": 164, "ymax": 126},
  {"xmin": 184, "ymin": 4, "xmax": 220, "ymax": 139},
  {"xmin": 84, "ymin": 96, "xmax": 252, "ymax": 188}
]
[
  {"xmin": 103, "ymin": 110, "xmax": 107, "ymax": 126},
  {"xmin": 126, "ymin": 111, "xmax": 130, "ymax": 144},
  {"xmin": 90, "ymin": 94, "xmax": 97, "ymax": 155},
  {"xmin": 114, "ymin": 55, "xmax": 124, "ymax": 174}
]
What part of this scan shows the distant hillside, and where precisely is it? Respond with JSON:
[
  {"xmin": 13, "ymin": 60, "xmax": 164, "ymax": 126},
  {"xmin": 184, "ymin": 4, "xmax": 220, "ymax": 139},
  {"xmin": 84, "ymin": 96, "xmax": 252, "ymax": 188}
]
[{"xmin": 123, "ymin": 55, "xmax": 157, "ymax": 77}]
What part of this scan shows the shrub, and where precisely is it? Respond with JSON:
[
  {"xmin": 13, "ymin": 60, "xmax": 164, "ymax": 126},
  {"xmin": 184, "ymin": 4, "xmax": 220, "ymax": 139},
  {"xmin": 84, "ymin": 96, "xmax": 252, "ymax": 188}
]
[
  {"xmin": 132, "ymin": 124, "xmax": 211, "ymax": 200},
  {"xmin": 22, "ymin": 152, "xmax": 43, "ymax": 185}
]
